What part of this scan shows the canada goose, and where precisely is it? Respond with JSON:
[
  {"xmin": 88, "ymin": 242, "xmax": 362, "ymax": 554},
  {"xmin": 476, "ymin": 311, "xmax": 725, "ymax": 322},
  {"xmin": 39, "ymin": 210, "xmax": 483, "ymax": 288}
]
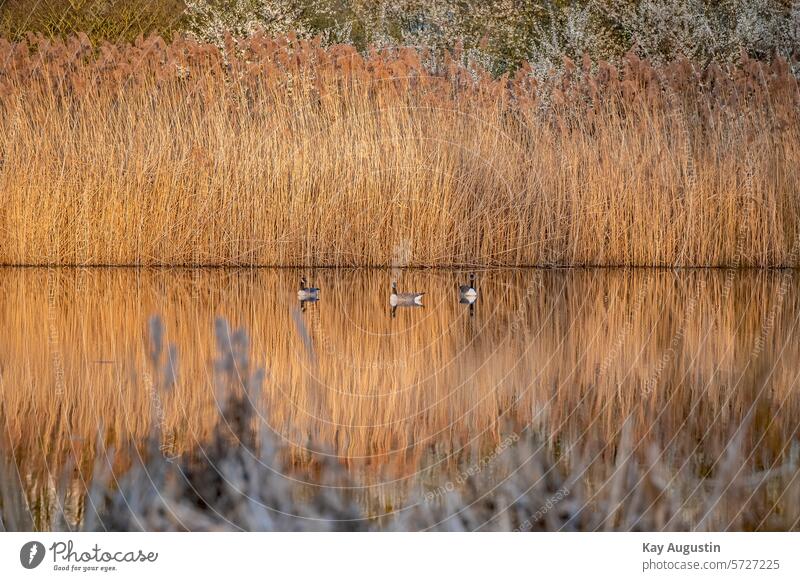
[
  {"xmin": 297, "ymin": 276, "xmax": 319, "ymax": 301},
  {"xmin": 459, "ymin": 273, "xmax": 478, "ymax": 304},
  {"xmin": 390, "ymin": 281, "xmax": 424, "ymax": 307}
]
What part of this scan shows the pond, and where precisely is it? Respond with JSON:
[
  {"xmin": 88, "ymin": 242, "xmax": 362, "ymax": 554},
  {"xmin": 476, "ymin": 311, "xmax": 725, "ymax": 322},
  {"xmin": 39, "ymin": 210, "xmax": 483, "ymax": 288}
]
[{"xmin": 1, "ymin": 267, "xmax": 798, "ymax": 530}]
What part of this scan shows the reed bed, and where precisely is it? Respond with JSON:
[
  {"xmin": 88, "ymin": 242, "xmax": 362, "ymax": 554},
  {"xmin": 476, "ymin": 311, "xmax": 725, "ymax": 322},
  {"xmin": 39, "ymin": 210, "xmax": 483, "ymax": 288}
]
[
  {"xmin": 0, "ymin": 35, "xmax": 798, "ymax": 267},
  {"xmin": 1, "ymin": 268, "xmax": 799, "ymax": 529}
]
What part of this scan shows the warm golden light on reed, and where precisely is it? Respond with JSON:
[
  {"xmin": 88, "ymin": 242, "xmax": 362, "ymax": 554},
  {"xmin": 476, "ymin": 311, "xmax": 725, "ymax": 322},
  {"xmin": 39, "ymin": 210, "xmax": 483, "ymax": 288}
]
[{"xmin": 0, "ymin": 35, "xmax": 798, "ymax": 267}]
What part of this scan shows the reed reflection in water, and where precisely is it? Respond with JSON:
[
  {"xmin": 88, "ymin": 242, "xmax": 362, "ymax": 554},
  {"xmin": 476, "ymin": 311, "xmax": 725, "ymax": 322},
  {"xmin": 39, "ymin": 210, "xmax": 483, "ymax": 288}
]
[{"xmin": 0, "ymin": 267, "xmax": 798, "ymax": 529}]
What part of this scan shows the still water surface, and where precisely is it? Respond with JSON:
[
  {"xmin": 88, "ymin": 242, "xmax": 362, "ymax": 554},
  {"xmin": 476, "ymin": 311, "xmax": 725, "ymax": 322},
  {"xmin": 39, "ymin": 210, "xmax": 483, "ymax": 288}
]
[{"xmin": 1, "ymin": 267, "xmax": 798, "ymax": 529}]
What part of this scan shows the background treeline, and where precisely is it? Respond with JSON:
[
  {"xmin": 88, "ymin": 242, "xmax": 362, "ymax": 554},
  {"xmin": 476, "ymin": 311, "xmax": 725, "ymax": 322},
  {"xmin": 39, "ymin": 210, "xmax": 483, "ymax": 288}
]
[{"xmin": 1, "ymin": 1, "xmax": 798, "ymax": 74}]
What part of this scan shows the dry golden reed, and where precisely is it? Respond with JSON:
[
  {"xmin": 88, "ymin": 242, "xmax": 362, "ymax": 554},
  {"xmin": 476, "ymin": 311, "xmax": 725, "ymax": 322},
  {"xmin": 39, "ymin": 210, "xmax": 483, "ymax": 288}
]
[{"xmin": 0, "ymin": 34, "xmax": 799, "ymax": 267}]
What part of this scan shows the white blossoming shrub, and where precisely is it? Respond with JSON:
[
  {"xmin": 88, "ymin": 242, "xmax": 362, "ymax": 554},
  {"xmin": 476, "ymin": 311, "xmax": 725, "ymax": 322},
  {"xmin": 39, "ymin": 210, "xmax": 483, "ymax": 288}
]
[
  {"xmin": 527, "ymin": 3, "xmax": 617, "ymax": 79},
  {"xmin": 607, "ymin": 0, "xmax": 799, "ymax": 64},
  {"xmin": 183, "ymin": 0, "xmax": 800, "ymax": 74},
  {"xmin": 184, "ymin": 0, "xmax": 310, "ymax": 46}
]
